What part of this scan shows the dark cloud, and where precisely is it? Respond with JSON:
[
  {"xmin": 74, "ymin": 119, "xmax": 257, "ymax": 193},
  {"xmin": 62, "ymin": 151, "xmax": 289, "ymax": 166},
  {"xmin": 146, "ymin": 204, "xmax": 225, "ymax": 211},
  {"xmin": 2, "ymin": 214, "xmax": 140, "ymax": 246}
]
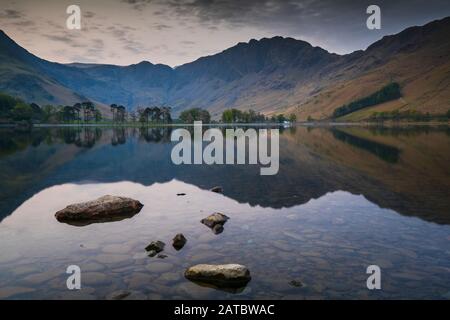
[
  {"xmin": 0, "ymin": 8, "xmax": 36, "ymax": 28},
  {"xmin": 153, "ymin": 23, "xmax": 172, "ymax": 30},
  {"xmin": 84, "ymin": 11, "xmax": 96, "ymax": 18},
  {"xmin": 159, "ymin": 0, "xmax": 450, "ymax": 52},
  {"xmin": 121, "ymin": 0, "xmax": 153, "ymax": 11},
  {"xmin": 1, "ymin": 9, "xmax": 23, "ymax": 19}
]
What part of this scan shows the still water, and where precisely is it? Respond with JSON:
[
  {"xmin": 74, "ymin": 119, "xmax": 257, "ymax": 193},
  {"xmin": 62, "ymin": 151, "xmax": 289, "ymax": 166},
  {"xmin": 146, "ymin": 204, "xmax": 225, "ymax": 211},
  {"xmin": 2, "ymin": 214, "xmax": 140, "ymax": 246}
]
[{"xmin": 0, "ymin": 125, "xmax": 449, "ymax": 299}]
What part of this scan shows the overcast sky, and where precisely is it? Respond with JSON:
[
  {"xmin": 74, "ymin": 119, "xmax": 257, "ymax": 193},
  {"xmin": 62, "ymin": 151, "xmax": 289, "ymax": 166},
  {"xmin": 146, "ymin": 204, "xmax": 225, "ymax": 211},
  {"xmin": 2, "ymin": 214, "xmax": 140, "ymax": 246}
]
[{"xmin": 1, "ymin": 0, "xmax": 449, "ymax": 67}]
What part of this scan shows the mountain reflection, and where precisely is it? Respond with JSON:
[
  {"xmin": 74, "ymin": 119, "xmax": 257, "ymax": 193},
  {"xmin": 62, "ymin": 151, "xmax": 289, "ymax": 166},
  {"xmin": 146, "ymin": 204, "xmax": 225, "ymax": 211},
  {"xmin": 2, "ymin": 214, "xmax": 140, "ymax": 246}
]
[{"xmin": 0, "ymin": 125, "xmax": 449, "ymax": 225}]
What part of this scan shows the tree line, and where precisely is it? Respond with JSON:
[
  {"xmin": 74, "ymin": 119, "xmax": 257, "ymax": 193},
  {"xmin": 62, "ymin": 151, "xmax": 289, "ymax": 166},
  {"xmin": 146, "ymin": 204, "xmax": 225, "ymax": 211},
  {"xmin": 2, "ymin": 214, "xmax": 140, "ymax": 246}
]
[
  {"xmin": 332, "ymin": 82, "xmax": 402, "ymax": 118},
  {"xmin": 1, "ymin": 91, "xmax": 299, "ymax": 126},
  {"xmin": 370, "ymin": 109, "xmax": 450, "ymax": 122},
  {"xmin": 222, "ymin": 108, "xmax": 296, "ymax": 123},
  {"xmin": 0, "ymin": 92, "xmax": 102, "ymax": 125}
]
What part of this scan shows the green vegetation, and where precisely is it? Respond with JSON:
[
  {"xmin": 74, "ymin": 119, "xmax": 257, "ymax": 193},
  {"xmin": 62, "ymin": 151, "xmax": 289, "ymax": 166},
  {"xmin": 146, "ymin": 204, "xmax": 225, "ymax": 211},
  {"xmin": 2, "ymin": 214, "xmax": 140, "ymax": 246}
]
[
  {"xmin": 1, "ymin": 93, "xmax": 44, "ymax": 125},
  {"xmin": 369, "ymin": 109, "xmax": 450, "ymax": 122},
  {"xmin": 179, "ymin": 108, "xmax": 211, "ymax": 123},
  {"xmin": 333, "ymin": 82, "xmax": 401, "ymax": 118},
  {"xmin": 222, "ymin": 109, "xmax": 266, "ymax": 123},
  {"xmin": 0, "ymin": 92, "xmax": 106, "ymax": 125},
  {"xmin": 221, "ymin": 108, "xmax": 296, "ymax": 123},
  {"xmin": 135, "ymin": 106, "xmax": 172, "ymax": 124}
]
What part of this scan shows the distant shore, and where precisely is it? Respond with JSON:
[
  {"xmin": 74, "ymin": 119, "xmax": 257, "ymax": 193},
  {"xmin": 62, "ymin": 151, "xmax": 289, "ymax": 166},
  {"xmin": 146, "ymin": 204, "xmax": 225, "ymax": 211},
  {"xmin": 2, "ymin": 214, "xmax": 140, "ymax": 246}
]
[{"xmin": 0, "ymin": 120, "xmax": 449, "ymax": 128}]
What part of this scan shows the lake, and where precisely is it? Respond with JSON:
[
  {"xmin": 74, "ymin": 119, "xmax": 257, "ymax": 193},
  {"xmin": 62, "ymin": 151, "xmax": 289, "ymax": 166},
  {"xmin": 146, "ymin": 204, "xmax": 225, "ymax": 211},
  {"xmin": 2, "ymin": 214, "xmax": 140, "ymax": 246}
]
[{"xmin": 0, "ymin": 125, "xmax": 449, "ymax": 299}]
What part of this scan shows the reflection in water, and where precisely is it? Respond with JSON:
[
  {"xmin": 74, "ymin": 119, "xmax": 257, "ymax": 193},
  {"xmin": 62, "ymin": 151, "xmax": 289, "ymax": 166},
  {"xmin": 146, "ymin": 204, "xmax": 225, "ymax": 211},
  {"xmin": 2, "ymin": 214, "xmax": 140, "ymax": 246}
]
[
  {"xmin": 1, "ymin": 125, "xmax": 448, "ymax": 224},
  {"xmin": 0, "ymin": 181, "xmax": 448, "ymax": 299},
  {"xmin": 332, "ymin": 129, "xmax": 400, "ymax": 163},
  {"xmin": 0, "ymin": 125, "xmax": 449, "ymax": 299}
]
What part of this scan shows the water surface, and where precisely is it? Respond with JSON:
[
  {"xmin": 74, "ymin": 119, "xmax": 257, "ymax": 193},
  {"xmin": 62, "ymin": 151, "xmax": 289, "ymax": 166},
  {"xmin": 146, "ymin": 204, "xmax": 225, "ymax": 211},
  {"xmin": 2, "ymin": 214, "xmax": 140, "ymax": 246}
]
[{"xmin": 0, "ymin": 125, "xmax": 449, "ymax": 299}]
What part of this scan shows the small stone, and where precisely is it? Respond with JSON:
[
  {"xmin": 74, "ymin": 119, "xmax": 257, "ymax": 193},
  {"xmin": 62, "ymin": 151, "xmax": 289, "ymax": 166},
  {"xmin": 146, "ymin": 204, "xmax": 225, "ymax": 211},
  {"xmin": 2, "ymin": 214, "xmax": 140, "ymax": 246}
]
[
  {"xmin": 106, "ymin": 290, "xmax": 131, "ymax": 300},
  {"xmin": 177, "ymin": 193, "xmax": 186, "ymax": 196},
  {"xmin": 289, "ymin": 280, "xmax": 303, "ymax": 287},
  {"xmin": 106, "ymin": 290, "xmax": 147, "ymax": 300},
  {"xmin": 145, "ymin": 240, "xmax": 165, "ymax": 253},
  {"xmin": 157, "ymin": 254, "xmax": 168, "ymax": 259},
  {"xmin": 210, "ymin": 186, "xmax": 223, "ymax": 193},
  {"xmin": 185, "ymin": 264, "xmax": 251, "ymax": 288},
  {"xmin": 172, "ymin": 233, "xmax": 187, "ymax": 250}
]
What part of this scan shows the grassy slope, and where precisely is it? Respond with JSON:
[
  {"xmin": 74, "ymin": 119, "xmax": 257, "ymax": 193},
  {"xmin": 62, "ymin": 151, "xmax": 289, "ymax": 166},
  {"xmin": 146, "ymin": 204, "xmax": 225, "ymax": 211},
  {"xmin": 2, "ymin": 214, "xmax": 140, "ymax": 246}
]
[{"xmin": 286, "ymin": 20, "xmax": 450, "ymax": 121}]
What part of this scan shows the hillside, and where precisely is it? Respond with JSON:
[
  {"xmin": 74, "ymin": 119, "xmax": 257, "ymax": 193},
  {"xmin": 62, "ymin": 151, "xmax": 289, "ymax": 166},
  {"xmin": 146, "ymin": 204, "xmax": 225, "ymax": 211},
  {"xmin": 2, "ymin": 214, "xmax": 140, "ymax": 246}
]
[
  {"xmin": 287, "ymin": 17, "xmax": 450, "ymax": 120},
  {"xmin": 0, "ymin": 17, "xmax": 449, "ymax": 120}
]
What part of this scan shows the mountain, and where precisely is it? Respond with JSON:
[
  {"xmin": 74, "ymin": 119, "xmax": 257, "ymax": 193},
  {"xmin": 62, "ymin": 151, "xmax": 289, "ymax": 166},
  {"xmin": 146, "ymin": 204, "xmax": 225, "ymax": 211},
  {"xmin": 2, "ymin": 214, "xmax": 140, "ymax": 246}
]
[{"xmin": 0, "ymin": 17, "xmax": 449, "ymax": 120}]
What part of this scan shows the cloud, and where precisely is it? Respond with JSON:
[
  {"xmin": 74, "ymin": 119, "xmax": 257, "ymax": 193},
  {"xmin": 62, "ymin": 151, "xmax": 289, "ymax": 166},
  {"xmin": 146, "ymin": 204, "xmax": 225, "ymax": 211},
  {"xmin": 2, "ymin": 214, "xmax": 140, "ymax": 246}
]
[
  {"xmin": 153, "ymin": 23, "xmax": 172, "ymax": 31},
  {"xmin": 1, "ymin": 9, "xmax": 23, "ymax": 19},
  {"xmin": 121, "ymin": 0, "xmax": 153, "ymax": 11},
  {"xmin": 84, "ymin": 11, "xmax": 96, "ymax": 19}
]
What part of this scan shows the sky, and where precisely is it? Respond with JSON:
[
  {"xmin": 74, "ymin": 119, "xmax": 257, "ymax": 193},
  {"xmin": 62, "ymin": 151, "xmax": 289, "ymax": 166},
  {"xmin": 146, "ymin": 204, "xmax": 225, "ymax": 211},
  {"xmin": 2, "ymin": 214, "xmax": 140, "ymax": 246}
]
[{"xmin": 1, "ymin": 0, "xmax": 449, "ymax": 67}]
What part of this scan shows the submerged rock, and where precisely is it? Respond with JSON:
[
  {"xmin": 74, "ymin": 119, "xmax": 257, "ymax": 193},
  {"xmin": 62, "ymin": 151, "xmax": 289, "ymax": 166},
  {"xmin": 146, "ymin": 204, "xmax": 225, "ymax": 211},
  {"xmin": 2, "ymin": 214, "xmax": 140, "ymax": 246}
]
[
  {"xmin": 106, "ymin": 290, "xmax": 147, "ymax": 300},
  {"xmin": 201, "ymin": 213, "xmax": 229, "ymax": 234},
  {"xmin": 185, "ymin": 264, "xmax": 251, "ymax": 288},
  {"xmin": 55, "ymin": 195, "xmax": 143, "ymax": 226},
  {"xmin": 145, "ymin": 241, "xmax": 165, "ymax": 255},
  {"xmin": 289, "ymin": 280, "xmax": 303, "ymax": 287},
  {"xmin": 172, "ymin": 233, "xmax": 187, "ymax": 250},
  {"xmin": 210, "ymin": 186, "xmax": 223, "ymax": 193}
]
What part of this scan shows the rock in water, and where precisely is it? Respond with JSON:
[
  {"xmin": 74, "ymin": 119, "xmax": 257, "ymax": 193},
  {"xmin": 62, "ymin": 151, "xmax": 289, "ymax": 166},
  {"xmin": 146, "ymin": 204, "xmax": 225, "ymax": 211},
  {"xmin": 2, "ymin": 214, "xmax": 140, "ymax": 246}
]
[
  {"xmin": 55, "ymin": 195, "xmax": 143, "ymax": 226},
  {"xmin": 201, "ymin": 212, "xmax": 229, "ymax": 228},
  {"xmin": 210, "ymin": 186, "xmax": 223, "ymax": 193},
  {"xmin": 145, "ymin": 241, "xmax": 165, "ymax": 254},
  {"xmin": 201, "ymin": 213, "xmax": 229, "ymax": 234},
  {"xmin": 172, "ymin": 233, "xmax": 187, "ymax": 250},
  {"xmin": 185, "ymin": 264, "xmax": 251, "ymax": 288}
]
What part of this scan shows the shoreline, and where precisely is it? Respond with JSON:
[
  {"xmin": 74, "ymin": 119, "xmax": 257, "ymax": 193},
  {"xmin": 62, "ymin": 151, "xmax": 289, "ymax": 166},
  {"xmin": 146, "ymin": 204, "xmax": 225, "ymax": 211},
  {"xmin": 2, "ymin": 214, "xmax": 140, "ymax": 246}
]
[{"xmin": 0, "ymin": 121, "xmax": 448, "ymax": 128}]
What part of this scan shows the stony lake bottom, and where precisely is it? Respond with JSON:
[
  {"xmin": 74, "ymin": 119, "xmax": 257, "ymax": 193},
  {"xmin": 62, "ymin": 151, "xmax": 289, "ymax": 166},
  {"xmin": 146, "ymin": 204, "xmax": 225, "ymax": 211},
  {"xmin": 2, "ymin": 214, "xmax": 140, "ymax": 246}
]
[{"xmin": 0, "ymin": 125, "xmax": 449, "ymax": 300}]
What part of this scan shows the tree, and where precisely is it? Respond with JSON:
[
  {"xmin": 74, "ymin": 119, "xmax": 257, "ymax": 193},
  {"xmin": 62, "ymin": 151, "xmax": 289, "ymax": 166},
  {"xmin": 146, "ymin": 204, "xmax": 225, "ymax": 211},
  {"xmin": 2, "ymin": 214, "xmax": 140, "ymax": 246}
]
[
  {"xmin": 288, "ymin": 114, "xmax": 297, "ymax": 123},
  {"xmin": 276, "ymin": 114, "xmax": 286, "ymax": 123},
  {"xmin": 161, "ymin": 106, "xmax": 172, "ymax": 123},
  {"xmin": 73, "ymin": 103, "xmax": 81, "ymax": 123},
  {"xmin": 110, "ymin": 104, "xmax": 118, "ymax": 122},
  {"xmin": 151, "ymin": 106, "xmax": 162, "ymax": 122},
  {"xmin": 81, "ymin": 101, "xmax": 95, "ymax": 122},
  {"xmin": 42, "ymin": 105, "xmax": 56, "ymax": 122},
  {"xmin": 222, "ymin": 109, "xmax": 234, "ymax": 123},
  {"xmin": 94, "ymin": 109, "xmax": 102, "ymax": 122},
  {"xmin": 11, "ymin": 103, "xmax": 33, "ymax": 122},
  {"xmin": 117, "ymin": 105, "xmax": 126, "ymax": 122},
  {"xmin": 179, "ymin": 108, "xmax": 211, "ymax": 123}
]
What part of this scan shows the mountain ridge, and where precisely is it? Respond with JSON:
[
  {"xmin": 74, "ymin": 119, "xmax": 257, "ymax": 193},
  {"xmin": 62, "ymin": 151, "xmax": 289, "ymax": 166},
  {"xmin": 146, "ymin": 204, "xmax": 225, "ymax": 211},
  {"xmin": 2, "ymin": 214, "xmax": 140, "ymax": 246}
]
[{"xmin": 0, "ymin": 16, "xmax": 449, "ymax": 119}]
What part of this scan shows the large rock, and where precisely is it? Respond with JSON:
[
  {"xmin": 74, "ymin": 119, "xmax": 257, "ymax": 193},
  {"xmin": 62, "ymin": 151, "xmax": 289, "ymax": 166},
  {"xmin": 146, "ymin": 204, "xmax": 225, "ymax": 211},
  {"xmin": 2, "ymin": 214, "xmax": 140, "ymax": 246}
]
[
  {"xmin": 185, "ymin": 264, "xmax": 251, "ymax": 288},
  {"xmin": 201, "ymin": 213, "xmax": 229, "ymax": 234},
  {"xmin": 55, "ymin": 195, "xmax": 143, "ymax": 226}
]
